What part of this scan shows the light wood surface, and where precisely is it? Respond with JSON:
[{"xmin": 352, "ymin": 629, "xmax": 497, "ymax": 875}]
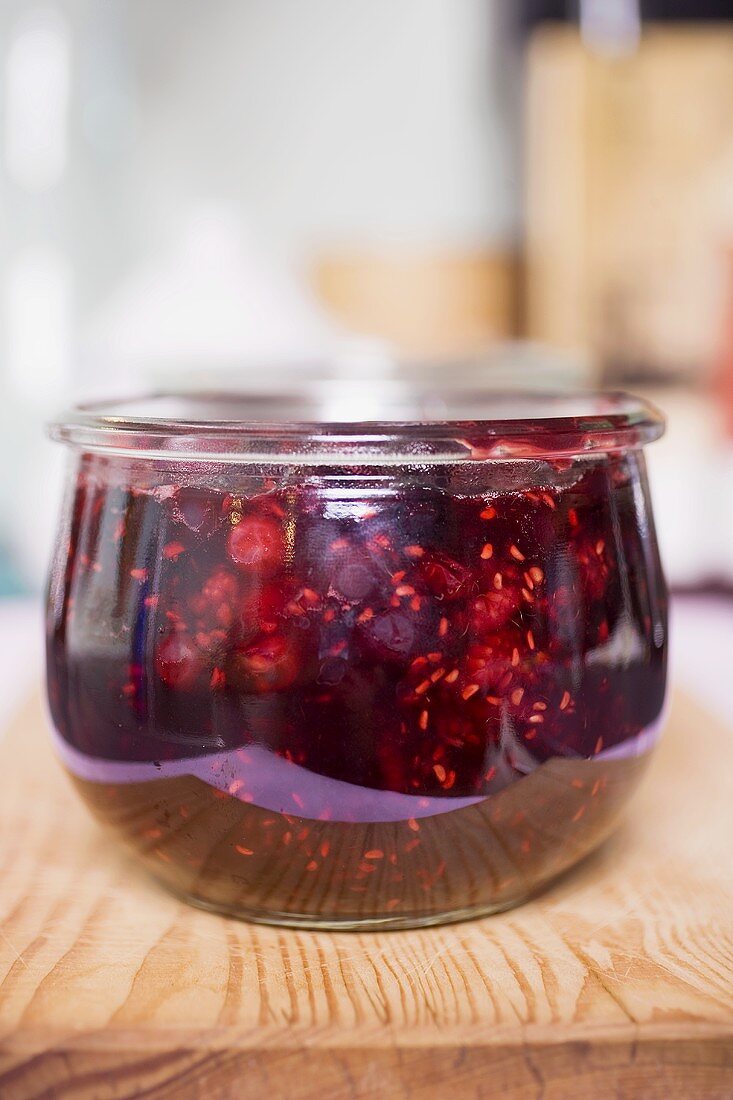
[
  {"xmin": 0, "ymin": 691, "xmax": 732, "ymax": 1099},
  {"xmin": 313, "ymin": 250, "xmax": 519, "ymax": 356}
]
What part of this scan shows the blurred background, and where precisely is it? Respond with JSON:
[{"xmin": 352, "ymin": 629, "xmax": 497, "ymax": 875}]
[{"xmin": 1, "ymin": 0, "xmax": 732, "ymax": 716}]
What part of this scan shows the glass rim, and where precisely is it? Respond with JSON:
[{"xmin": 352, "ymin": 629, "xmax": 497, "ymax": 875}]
[{"xmin": 48, "ymin": 387, "xmax": 666, "ymax": 464}]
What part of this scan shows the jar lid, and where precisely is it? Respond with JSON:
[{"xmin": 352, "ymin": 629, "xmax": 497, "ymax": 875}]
[{"xmin": 49, "ymin": 385, "xmax": 665, "ymax": 464}]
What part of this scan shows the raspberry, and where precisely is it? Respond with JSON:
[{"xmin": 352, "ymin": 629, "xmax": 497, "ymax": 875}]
[
  {"xmin": 226, "ymin": 631, "xmax": 303, "ymax": 694},
  {"xmin": 155, "ymin": 633, "xmax": 204, "ymax": 690},
  {"xmin": 227, "ymin": 514, "xmax": 284, "ymax": 577}
]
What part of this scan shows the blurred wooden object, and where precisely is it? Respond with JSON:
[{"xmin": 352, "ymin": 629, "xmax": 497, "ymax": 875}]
[
  {"xmin": 313, "ymin": 250, "xmax": 519, "ymax": 356},
  {"xmin": 714, "ymin": 248, "xmax": 733, "ymax": 438},
  {"xmin": 526, "ymin": 26, "xmax": 733, "ymax": 376},
  {"xmin": 1, "ymin": 692, "xmax": 732, "ymax": 1098}
]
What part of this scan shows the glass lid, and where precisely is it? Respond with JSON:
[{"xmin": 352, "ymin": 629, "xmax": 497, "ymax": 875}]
[{"xmin": 49, "ymin": 384, "xmax": 665, "ymax": 464}]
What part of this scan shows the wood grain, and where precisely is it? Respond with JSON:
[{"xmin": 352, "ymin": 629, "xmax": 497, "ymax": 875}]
[{"xmin": 0, "ymin": 691, "xmax": 732, "ymax": 1099}]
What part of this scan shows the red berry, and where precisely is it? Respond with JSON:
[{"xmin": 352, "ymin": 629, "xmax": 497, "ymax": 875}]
[
  {"xmin": 226, "ymin": 631, "xmax": 302, "ymax": 693},
  {"xmin": 358, "ymin": 608, "xmax": 417, "ymax": 664},
  {"xmin": 576, "ymin": 537, "xmax": 612, "ymax": 601},
  {"xmin": 238, "ymin": 582, "xmax": 288, "ymax": 640},
  {"xmin": 188, "ymin": 568, "xmax": 240, "ymax": 631},
  {"xmin": 155, "ymin": 633, "xmax": 203, "ymax": 690},
  {"xmin": 416, "ymin": 552, "xmax": 473, "ymax": 600},
  {"xmin": 330, "ymin": 556, "xmax": 378, "ymax": 602},
  {"xmin": 172, "ymin": 488, "xmax": 219, "ymax": 536},
  {"xmin": 467, "ymin": 587, "xmax": 522, "ymax": 639},
  {"xmin": 202, "ymin": 567, "xmax": 239, "ymax": 605},
  {"xmin": 227, "ymin": 515, "xmax": 284, "ymax": 577},
  {"xmin": 459, "ymin": 641, "xmax": 517, "ymax": 697}
]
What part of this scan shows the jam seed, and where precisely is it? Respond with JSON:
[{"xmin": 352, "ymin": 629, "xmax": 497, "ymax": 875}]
[
  {"xmin": 439, "ymin": 616, "xmax": 449, "ymax": 637},
  {"xmin": 419, "ymin": 710, "xmax": 429, "ymax": 730},
  {"xmin": 493, "ymin": 572, "xmax": 503, "ymax": 590},
  {"xmin": 529, "ymin": 566, "xmax": 544, "ymax": 584},
  {"xmin": 235, "ymin": 845, "xmax": 254, "ymax": 856},
  {"xmin": 526, "ymin": 630, "xmax": 536, "ymax": 651},
  {"xmin": 445, "ymin": 669, "xmax": 459, "ymax": 684},
  {"xmin": 408, "ymin": 818, "xmax": 420, "ymax": 832},
  {"xmin": 480, "ymin": 505, "xmax": 497, "ymax": 520},
  {"xmin": 415, "ymin": 679, "xmax": 431, "ymax": 696},
  {"xmin": 509, "ymin": 545, "xmax": 525, "ymax": 562},
  {"xmin": 404, "ymin": 545, "xmax": 424, "ymax": 559},
  {"xmin": 433, "ymin": 764, "xmax": 446, "ymax": 782},
  {"xmin": 462, "ymin": 683, "xmax": 480, "ymax": 700},
  {"xmin": 481, "ymin": 543, "xmax": 493, "ymax": 560},
  {"xmin": 511, "ymin": 688, "xmax": 524, "ymax": 705},
  {"xmin": 594, "ymin": 736, "xmax": 604, "ymax": 754},
  {"xmin": 560, "ymin": 690, "xmax": 571, "ymax": 710},
  {"xmin": 365, "ymin": 849, "xmax": 384, "ymax": 860}
]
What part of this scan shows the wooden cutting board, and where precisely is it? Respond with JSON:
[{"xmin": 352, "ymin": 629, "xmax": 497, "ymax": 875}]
[{"xmin": 0, "ymin": 691, "xmax": 731, "ymax": 1099}]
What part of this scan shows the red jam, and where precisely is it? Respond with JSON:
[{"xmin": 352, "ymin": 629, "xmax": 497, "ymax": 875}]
[{"xmin": 46, "ymin": 438, "xmax": 667, "ymax": 927}]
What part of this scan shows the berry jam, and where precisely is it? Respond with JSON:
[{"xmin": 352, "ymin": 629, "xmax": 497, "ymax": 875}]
[{"xmin": 46, "ymin": 434, "xmax": 667, "ymax": 928}]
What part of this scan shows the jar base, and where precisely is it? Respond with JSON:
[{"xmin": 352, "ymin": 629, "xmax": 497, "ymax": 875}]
[{"xmin": 163, "ymin": 883, "xmax": 535, "ymax": 931}]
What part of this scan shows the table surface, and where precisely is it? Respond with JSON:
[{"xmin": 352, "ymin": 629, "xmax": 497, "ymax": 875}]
[{"xmin": 0, "ymin": 687, "xmax": 732, "ymax": 1099}]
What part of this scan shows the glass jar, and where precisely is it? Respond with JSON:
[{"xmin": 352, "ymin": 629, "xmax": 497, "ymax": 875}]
[{"xmin": 45, "ymin": 387, "xmax": 668, "ymax": 929}]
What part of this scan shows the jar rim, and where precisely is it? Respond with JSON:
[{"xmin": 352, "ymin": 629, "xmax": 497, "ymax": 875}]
[{"xmin": 48, "ymin": 386, "xmax": 665, "ymax": 464}]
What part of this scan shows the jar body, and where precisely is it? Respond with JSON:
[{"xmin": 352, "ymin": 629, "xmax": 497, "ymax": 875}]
[{"xmin": 46, "ymin": 448, "xmax": 667, "ymax": 928}]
